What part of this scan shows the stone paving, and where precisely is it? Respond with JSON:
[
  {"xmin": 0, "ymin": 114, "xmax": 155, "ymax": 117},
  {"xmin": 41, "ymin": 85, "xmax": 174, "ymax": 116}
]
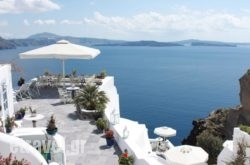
[{"xmin": 14, "ymin": 95, "xmax": 121, "ymax": 165}]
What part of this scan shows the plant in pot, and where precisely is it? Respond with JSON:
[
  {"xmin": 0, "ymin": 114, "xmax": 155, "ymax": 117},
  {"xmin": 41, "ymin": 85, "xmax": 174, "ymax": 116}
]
[
  {"xmin": 74, "ymin": 85, "xmax": 109, "ymax": 119},
  {"xmin": 96, "ymin": 70, "xmax": 107, "ymax": 79},
  {"xmin": 119, "ymin": 155, "xmax": 134, "ymax": 165},
  {"xmin": 46, "ymin": 115, "xmax": 58, "ymax": 135},
  {"xmin": 15, "ymin": 107, "xmax": 27, "ymax": 120},
  {"xmin": 15, "ymin": 111, "xmax": 23, "ymax": 120},
  {"xmin": 19, "ymin": 107, "xmax": 27, "ymax": 118},
  {"xmin": 95, "ymin": 118, "xmax": 107, "ymax": 133},
  {"xmin": 105, "ymin": 128, "xmax": 114, "ymax": 147},
  {"xmin": 5, "ymin": 116, "xmax": 16, "ymax": 133},
  {"xmin": 72, "ymin": 68, "xmax": 77, "ymax": 77}
]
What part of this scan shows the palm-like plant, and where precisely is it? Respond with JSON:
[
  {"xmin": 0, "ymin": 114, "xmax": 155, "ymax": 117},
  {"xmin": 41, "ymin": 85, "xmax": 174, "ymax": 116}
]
[{"xmin": 74, "ymin": 85, "xmax": 109, "ymax": 111}]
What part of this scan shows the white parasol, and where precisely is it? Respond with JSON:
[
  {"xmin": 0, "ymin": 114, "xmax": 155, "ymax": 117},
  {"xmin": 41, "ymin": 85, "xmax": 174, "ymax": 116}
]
[
  {"xmin": 165, "ymin": 145, "xmax": 208, "ymax": 165},
  {"xmin": 154, "ymin": 126, "xmax": 176, "ymax": 140},
  {"xmin": 19, "ymin": 40, "xmax": 100, "ymax": 77}
]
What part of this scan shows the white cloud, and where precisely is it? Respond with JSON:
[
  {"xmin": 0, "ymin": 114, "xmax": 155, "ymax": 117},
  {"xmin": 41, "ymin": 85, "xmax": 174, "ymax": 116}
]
[
  {"xmin": 34, "ymin": 19, "xmax": 56, "ymax": 25},
  {"xmin": 23, "ymin": 19, "xmax": 30, "ymax": 26},
  {"xmin": 60, "ymin": 19, "xmax": 83, "ymax": 25},
  {"xmin": 81, "ymin": 10, "xmax": 250, "ymax": 41},
  {"xmin": 0, "ymin": 0, "xmax": 60, "ymax": 13},
  {"xmin": 240, "ymin": 8, "xmax": 250, "ymax": 14},
  {"xmin": 89, "ymin": 1, "xmax": 95, "ymax": 6},
  {"xmin": 0, "ymin": 20, "xmax": 8, "ymax": 26},
  {"xmin": 0, "ymin": 32, "xmax": 13, "ymax": 38}
]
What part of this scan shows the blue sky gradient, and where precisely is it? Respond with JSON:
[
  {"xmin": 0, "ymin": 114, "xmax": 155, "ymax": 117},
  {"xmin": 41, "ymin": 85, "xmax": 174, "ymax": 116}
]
[{"xmin": 1, "ymin": 0, "xmax": 250, "ymax": 42}]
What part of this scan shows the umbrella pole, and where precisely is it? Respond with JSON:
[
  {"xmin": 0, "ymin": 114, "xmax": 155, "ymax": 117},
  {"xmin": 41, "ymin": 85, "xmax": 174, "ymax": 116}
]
[{"xmin": 62, "ymin": 60, "xmax": 65, "ymax": 78}]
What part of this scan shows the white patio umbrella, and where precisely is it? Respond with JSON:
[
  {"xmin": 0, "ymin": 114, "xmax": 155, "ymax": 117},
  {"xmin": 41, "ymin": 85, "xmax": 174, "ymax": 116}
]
[
  {"xmin": 154, "ymin": 126, "xmax": 176, "ymax": 140},
  {"xmin": 19, "ymin": 40, "xmax": 100, "ymax": 77},
  {"xmin": 165, "ymin": 145, "xmax": 208, "ymax": 165}
]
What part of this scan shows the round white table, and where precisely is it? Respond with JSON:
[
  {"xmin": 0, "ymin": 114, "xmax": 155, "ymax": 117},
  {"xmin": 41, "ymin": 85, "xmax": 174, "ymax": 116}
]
[
  {"xmin": 66, "ymin": 86, "xmax": 80, "ymax": 98},
  {"xmin": 24, "ymin": 114, "xmax": 44, "ymax": 127}
]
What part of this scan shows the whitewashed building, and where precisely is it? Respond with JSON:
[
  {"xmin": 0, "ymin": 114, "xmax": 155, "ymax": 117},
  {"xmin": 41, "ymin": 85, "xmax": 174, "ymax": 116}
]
[
  {"xmin": 218, "ymin": 127, "xmax": 250, "ymax": 164},
  {"xmin": 0, "ymin": 64, "xmax": 14, "ymax": 120}
]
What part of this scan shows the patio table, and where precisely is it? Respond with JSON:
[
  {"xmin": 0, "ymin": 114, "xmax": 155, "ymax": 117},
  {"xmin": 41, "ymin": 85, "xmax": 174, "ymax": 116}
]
[
  {"xmin": 24, "ymin": 114, "xmax": 44, "ymax": 127},
  {"xmin": 66, "ymin": 86, "xmax": 80, "ymax": 98}
]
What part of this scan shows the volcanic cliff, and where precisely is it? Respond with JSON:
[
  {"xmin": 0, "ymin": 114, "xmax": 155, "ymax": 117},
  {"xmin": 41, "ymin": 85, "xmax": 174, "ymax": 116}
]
[{"xmin": 182, "ymin": 69, "xmax": 250, "ymax": 145}]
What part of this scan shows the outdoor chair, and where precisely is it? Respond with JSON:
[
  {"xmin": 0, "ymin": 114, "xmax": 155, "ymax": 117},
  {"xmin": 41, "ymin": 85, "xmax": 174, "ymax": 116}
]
[
  {"xmin": 28, "ymin": 79, "xmax": 40, "ymax": 96},
  {"xmin": 157, "ymin": 141, "xmax": 169, "ymax": 153},
  {"xmin": 15, "ymin": 84, "xmax": 32, "ymax": 100},
  {"xmin": 58, "ymin": 88, "xmax": 72, "ymax": 104}
]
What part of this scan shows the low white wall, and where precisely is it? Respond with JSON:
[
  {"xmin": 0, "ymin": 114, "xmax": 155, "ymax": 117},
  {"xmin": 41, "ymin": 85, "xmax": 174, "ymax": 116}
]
[
  {"xmin": 218, "ymin": 127, "xmax": 250, "ymax": 165},
  {"xmin": 0, "ymin": 64, "xmax": 14, "ymax": 119},
  {"xmin": 0, "ymin": 132, "xmax": 48, "ymax": 164},
  {"xmin": 111, "ymin": 118, "xmax": 165, "ymax": 165},
  {"xmin": 102, "ymin": 76, "xmax": 166, "ymax": 165}
]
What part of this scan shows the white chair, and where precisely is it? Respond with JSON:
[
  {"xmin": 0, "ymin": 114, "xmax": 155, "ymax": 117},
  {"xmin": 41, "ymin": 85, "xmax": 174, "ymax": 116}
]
[
  {"xmin": 28, "ymin": 80, "xmax": 40, "ymax": 96},
  {"xmin": 58, "ymin": 88, "xmax": 72, "ymax": 104},
  {"xmin": 158, "ymin": 141, "xmax": 169, "ymax": 152},
  {"xmin": 15, "ymin": 84, "xmax": 31, "ymax": 100}
]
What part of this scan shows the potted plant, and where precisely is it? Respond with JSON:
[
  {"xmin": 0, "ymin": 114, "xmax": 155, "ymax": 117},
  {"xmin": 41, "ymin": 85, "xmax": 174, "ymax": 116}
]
[
  {"xmin": 5, "ymin": 116, "xmax": 16, "ymax": 133},
  {"xmin": 96, "ymin": 70, "xmax": 107, "ymax": 79},
  {"xmin": 19, "ymin": 107, "xmax": 27, "ymax": 118},
  {"xmin": 15, "ymin": 111, "xmax": 23, "ymax": 120},
  {"xmin": 15, "ymin": 107, "xmax": 27, "ymax": 120},
  {"xmin": 74, "ymin": 85, "xmax": 109, "ymax": 119},
  {"xmin": 105, "ymin": 128, "xmax": 114, "ymax": 146},
  {"xmin": 46, "ymin": 115, "xmax": 58, "ymax": 135},
  {"xmin": 0, "ymin": 153, "xmax": 30, "ymax": 164},
  {"xmin": 44, "ymin": 69, "xmax": 50, "ymax": 76},
  {"xmin": 95, "ymin": 118, "xmax": 107, "ymax": 132},
  {"xmin": 119, "ymin": 155, "xmax": 134, "ymax": 165},
  {"xmin": 72, "ymin": 68, "xmax": 77, "ymax": 77}
]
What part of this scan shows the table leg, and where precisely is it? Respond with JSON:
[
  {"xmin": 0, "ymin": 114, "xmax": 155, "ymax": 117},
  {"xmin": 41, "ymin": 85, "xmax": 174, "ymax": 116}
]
[
  {"xmin": 32, "ymin": 120, "xmax": 36, "ymax": 127},
  {"xmin": 72, "ymin": 90, "xmax": 75, "ymax": 98}
]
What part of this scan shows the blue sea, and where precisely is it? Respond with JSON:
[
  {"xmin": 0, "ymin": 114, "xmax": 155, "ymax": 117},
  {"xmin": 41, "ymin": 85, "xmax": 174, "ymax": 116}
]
[{"xmin": 1, "ymin": 45, "xmax": 250, "ymax": 145}]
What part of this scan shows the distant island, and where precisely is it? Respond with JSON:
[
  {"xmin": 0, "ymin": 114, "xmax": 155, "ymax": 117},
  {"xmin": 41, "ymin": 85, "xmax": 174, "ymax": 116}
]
[
  {"xmin": 95, "ymin": 40, "xmax": 183, "ymax": 47},
  {"xmin": 0, "ymin": 32, "xmax": 249, "ymax": 50}
]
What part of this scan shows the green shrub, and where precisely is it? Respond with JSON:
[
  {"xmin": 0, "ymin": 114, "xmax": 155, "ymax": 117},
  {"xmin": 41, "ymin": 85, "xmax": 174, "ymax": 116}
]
[
  {"xmin": 239, "ymin": 124, "xmax": 250, "ymax": 135},
  {"xmin": 119, "ymin": 155, "xmax": 134, "ymax": 165},
  {"xmin": 196, "ymin": 130, "xmax": 223, "ymax": 164},
  {"xmin": 95, "ymin": 118, "xmax": 107, "ymax": 131}
]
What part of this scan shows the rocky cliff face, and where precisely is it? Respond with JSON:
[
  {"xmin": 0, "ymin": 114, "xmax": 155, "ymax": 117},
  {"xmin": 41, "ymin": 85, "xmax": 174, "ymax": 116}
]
[
  {"xmin": 183, "ymin": 69, "xmax": 250, "ymax": 145},
  {"xmin": 239, "ymin": 70, "xmax": 250, "ymax": 111}
]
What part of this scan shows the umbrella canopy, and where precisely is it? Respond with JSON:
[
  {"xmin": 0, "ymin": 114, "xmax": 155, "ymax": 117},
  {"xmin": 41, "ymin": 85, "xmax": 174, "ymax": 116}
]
[
  {"xmin": 154, "ymin": 126, "xmax": 176, "ymax": 138},
  {"xmin": 19, "ymin": 40, "xmax": 100, "ymax": 77},
  {"xmin": 165, "ymin": 145, "xmax": 208, "ymax": 165}
]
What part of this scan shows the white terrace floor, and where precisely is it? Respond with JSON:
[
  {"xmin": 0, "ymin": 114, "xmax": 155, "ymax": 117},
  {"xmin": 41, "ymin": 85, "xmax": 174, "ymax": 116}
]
[{"xmin": 14, "ymin": 88, "xmax": 121, "ymax": 165}]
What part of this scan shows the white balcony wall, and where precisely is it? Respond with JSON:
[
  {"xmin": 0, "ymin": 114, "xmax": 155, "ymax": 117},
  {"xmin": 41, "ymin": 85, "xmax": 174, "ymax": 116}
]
[
  {"xmin": 218, "ymin": 127, "xmax": 250, "ymax": 165},
  {"xmin": 101, "ymin": 76, "xmax": 166, "ymax": 165},
  {"xmin": 0, "ymin": 132, "xmax": 48, "ymax": 164},
  {"xmin": 0, "ymin": 64, "xmax": 14, "ymax": 119}
]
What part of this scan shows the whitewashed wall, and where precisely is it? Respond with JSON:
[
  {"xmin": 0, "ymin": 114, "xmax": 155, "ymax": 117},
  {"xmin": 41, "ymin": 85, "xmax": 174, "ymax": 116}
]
[
  {"xmin": 102, "ymin": 76, "xmax": 166, "ymax": 165},
  {"xmin": 218, "ymin": 127, "xmax": 250, "ymax": 165},
  {"xmin": 0, "ymin": 64, "xmax": 14, "ymax": 119},
  {"xmin": 0, "ymin": 132, "xmax": 48, "ymax": 164}
]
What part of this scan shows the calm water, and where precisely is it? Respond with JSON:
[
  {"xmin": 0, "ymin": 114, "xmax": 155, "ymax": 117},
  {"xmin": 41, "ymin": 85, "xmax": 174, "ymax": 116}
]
[{"xmin": 1, "ymin": 46, "xmax": 250, "ymax": 144}]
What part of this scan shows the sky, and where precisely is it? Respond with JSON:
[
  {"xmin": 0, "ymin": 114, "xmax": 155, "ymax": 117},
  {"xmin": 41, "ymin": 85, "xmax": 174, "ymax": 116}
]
[{"xmin": 1, "ymin": 0, "xmax": 250, "ymax": 42}]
